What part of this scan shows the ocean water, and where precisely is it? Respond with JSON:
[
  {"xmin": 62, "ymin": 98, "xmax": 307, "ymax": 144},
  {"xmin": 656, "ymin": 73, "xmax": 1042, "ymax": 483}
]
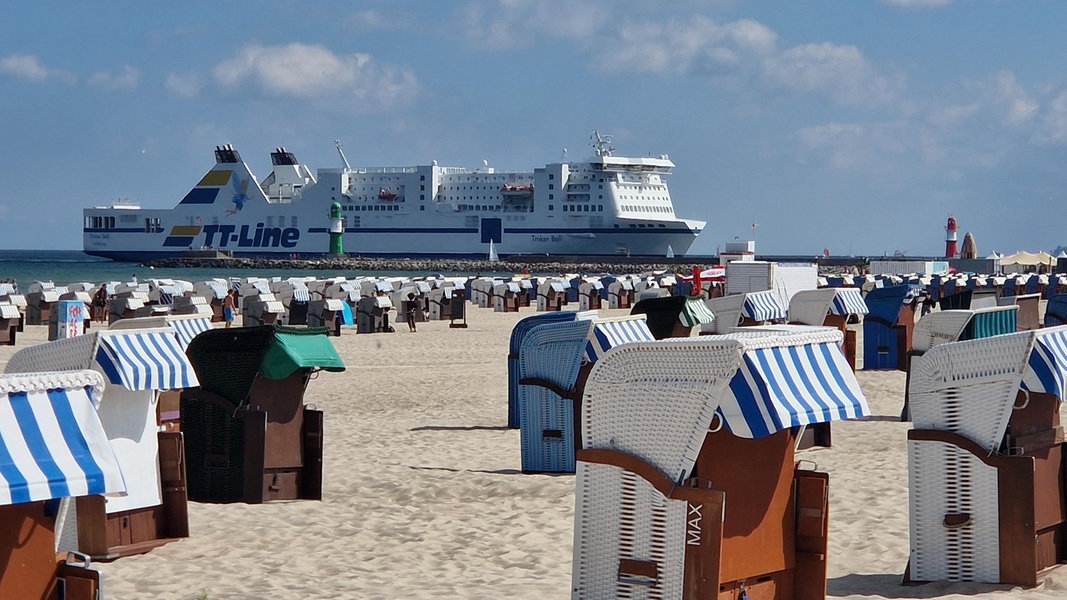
[{"xmin": 0, "ymin": 249, "xmax": 418, "ymax": 287}]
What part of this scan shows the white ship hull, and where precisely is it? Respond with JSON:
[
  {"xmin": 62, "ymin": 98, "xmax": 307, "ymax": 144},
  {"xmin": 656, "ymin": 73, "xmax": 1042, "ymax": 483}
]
[{"xmin": 83, "ymin": 135, "xmax": 705, "ymax": 262}]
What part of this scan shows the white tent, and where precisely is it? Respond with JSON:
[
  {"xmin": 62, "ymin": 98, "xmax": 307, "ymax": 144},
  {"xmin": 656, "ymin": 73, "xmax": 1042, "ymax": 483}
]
[{"xmin": 1000, "ymin": 250, "xmax": 1055, "ymax": 272}]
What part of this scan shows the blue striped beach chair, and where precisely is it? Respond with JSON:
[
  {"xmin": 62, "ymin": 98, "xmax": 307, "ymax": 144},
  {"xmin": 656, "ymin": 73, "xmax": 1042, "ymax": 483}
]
[
  {"xmin": 506, "ymin": 311, "xmax": 594, "ymax": 428},
  {"xmin": 740, "ymin": 289, "xmax": 787, "ymax": 325},
  {"xmin": 518, "ymin": 315, "xmax": 655, "ymax": 473},
  {"xmin": 906, "ymin": 326, "xmax": 1067, "ymax": 585},
  {"xmin": 572, "ymin": 327, "xmax": 868, "ymax": 598},
  {"xmin": 5, "ymin": 328, "xmax": 199, "ymax": 560},
  {"xmin": 0, "ymin": 370, "xmax": 126, "ymax": 599}
]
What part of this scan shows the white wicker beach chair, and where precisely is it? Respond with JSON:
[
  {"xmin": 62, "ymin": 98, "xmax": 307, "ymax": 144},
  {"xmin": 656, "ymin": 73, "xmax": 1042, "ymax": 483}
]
[
  {"xmin": 5, "ymin": 327, "xmax": 199, "ymax": 560},
  {"xmin": 787, "ymin": 288, "xmax": 839, "ymax": 326},
  {"xmin": 702, "ymin": 294, "xmax": 744, "ymax": 334},
  {"xmin": 573, "ymin": 328, "xmax": 868, "ymax": 599},
  {"xmin": 907, "ymin": 326, "xmax": 1067, "ymax": 585}
]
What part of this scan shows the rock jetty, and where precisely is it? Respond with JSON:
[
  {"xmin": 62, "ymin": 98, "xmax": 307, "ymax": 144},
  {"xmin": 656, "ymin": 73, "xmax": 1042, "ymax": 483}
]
[{"xmin": 144, "ymin": 256, "xmax": 690, "ymax": 275}]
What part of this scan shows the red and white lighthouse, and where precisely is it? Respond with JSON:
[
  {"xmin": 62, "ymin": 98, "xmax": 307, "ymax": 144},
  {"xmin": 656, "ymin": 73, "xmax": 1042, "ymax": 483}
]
[{"xmin": 945, "ymin": 216, "xmax": 958, "ymax": 258}]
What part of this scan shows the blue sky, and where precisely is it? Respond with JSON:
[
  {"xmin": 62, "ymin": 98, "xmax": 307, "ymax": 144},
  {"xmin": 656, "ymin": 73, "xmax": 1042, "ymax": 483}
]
[{"xmin": 3, "ymin": 0, "xmax": 1066, "ymax": 258}]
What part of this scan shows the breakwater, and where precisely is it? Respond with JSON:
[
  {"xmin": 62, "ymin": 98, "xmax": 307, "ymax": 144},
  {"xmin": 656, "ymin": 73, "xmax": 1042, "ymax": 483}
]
[{"xmin": 143, "ymin": 256, "xmax": 687, "ymax": 275}]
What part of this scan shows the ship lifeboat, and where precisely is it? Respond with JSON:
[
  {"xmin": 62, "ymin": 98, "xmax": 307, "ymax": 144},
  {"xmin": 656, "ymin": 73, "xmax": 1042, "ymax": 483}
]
[
  {"xmin": 501, "ymin": 184, "xmax": 534, "ymax": 197},
  {"xmin": 378, "ymin": 187, "xmax": 397, "ymax": 200}
]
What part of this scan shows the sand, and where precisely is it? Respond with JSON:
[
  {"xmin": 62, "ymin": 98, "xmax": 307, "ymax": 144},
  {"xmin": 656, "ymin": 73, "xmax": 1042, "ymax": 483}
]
[{"xmin": 4, "ymin": 307, "xmax": 1067, "ymax": 599}]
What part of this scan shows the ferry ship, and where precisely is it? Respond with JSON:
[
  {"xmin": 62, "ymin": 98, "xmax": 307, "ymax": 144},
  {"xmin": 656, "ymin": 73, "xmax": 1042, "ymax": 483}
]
[{"xmin": 83, "ymin": 132, "xmax": 705, "ymax": 261}]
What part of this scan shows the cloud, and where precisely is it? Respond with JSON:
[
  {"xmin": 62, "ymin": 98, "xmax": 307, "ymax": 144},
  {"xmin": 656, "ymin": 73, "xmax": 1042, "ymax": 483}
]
[
  {"xmin": 460, "ymin": 0, "xmax": 606, "ymax": 50},
  {"xmin": 762, "ymin": 42, "xmax": 904, "ymax": 108},
  {"xmin": 599, "ymin": 16, "xmax": 777, "ymax": 74},
  {"xmin": 212, "ymin": 43, "xmax": 418, "ymax": 111},
  {"xmin": 1036, "ymin": 90, "xmax": 1067, "ymax": 144},
  {"xmin": 164, "ymin": 72, "xmax": 204, "ymax": 98},
  {"xmin": 88, "ymin": 66, "xmax": 141, "ymax": 91},
  {"xmin": 0, "ymin": 54, "xmax": 76, "ymax": 84},
  {"xmin": 794, "ymin": 121, "xmax": 909, "ymax": 171}
]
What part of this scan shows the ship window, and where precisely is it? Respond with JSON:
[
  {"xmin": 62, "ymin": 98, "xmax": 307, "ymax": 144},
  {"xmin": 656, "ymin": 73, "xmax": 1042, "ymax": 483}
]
[
  {"xmin": 549, "ymin": 174, "xmax": 555, "ymax": 180},
  {"xmin": 549, "ymin": 184, "xmax": 554, "ymax": 190},
  {"xmin": 420, "ymin": 175, "xmax": 425, "ymax": 180},
  {"xmin": 549, "ymin": 194, "xmax": 554, "ymax": 200},
  {"xmin": 548, "ymin": 205, "xmax": 554, "ymax": 211},
  {"xmin": 420, "ymin": 185, "xmax": 425, "ymax": 191},
  {"xmin": 420, "ymin": 195, "xmax": 425, "ymax": 201}
]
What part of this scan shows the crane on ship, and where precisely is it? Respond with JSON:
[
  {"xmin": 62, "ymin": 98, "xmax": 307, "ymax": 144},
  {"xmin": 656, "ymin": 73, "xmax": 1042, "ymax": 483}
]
[{"xmin": 334, "ymin": 139, "xmax": 351, "ymax": 170}]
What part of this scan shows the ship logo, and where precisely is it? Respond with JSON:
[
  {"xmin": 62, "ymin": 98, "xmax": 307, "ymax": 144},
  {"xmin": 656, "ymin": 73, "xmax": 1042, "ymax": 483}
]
[
  {"xmin": 225, "ymin": 175, "xmax": 249, "ymax": 216},
  {"xmin": 163, "ymin": 225, "xmax": 203, "ymax": 247}
]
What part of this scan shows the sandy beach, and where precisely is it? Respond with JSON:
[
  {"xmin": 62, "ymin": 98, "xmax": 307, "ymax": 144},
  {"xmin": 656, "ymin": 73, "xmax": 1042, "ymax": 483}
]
[{"xmin": 3, "ymin": 306, "xmax": 1067, "ymax": 599}]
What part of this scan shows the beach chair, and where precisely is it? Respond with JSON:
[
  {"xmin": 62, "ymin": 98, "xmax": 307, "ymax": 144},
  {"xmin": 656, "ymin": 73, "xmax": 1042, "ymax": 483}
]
[
  {"xmin": 629, "ymin": 295, "xmax": 715, "ymax": 339},
  {"xmin": 998, "ymin": 292, "xmax": 1042, "ymax": 331},
  {"xmin": 110, "ymin": 313, "xmax": 214, "ymax": 430},
  {"xmin": 308, "ymin": 298, "xmax": 345, "ymax": 336},
  {"xmin": 906, "ymin": 326, "xmax": 1067, "ymax": 585},
  {"xmin": 703, "ymin": 294, "xmax": 746, "ymax": 334},
  {"xmin": 0, "ymin": 302, "xmax": 18, "ymax": 345},
  {"xmin": 517, "ymin": 315, "xmax": 655, "ymax": 473},
  {"xmin": 862, "ymin": 284, "xmax": 921, "ymax": 370},
  {"xmin": 179, "ymin": 325, "xmax": 345, "ymax": 503},
  {"xmin": 788, "ymin": 288, "xmax": 867, "ymax": 369},
  {"xmin": 739, "ymin": 289, "xmax": 788, "ymax": 326},
  {"xmin": 901, "ymin": 305, "xmax": 1019, "ymax": 420},
  {"xmin": 0, "ymin": 370, "xmax": 126, "ymax": 600},
  {"xmin": 572, "ymin": 327, "xmax": 868, "ymax": 599},
  {"xmin": 1045, "ymin": 294, "xmax": 1067, "ymax": 327},
  {"xmin": 5, "ymin": 327, "xmax": 199, "ymax": 561},
  {"xmin": 506, "ymin": 311, "xmax": 596, "ymax": 428}
]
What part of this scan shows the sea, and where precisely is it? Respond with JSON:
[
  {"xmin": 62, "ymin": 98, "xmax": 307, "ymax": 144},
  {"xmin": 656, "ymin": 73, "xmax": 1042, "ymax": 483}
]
[{"xmin": 0, "ymin": 249, "xmax": 417, "ymax": 288}]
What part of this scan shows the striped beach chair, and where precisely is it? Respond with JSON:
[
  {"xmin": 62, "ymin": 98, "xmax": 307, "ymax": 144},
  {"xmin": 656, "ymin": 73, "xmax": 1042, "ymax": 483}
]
[
  {"xmin": 0, "ymin": 370, "xmax": 126, "ymax": 599},
  {"xmin": 906, "ymin": 326, "xmax": 1067, "ymax": 586},
  {"xmin": 629, "ymin": 295, "xmax": 715, "ymax": 339},
  {"xmin": 506, "ymin": 311, "xmax": 595, "ymax": 428},
  {"xmin": 518, "ymin": 315, "xmax": 655, "ymax": 473},
  {"xmin": 5, "ymin": 328, "xmax": 199, "ymax": 560},
  {"xmin": 572, "ymin": 327, "xmax": 868, "ymax": 599}
]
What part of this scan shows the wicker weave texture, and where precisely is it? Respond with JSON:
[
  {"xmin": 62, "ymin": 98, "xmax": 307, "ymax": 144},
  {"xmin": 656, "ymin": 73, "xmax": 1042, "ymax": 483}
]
[
  {"xmin": 583, "ymin": 339, "xmax": 740, "ymax": 482},
  {"xmin": 517, "ymin": 320, "xmax": 595, "ymax": 472},
  {"xmin": 909, "ymin": 332, "xmax": 1032, "ymax": 451},
  {"xmin": 571, "ymin": 461, "xmax": 685, "ymax": 599},
  {"xmin": 787, "ymin": 289, "xmax": 838, "ymax": 326},
  {"xmin": 912, "ymin": 310, "xmax": 977, "ymax": 353},
  {"xmin": 507, "ymin": 312, "xmax": 579, "ymax": 428},
  {"xmin": 908, "ymin": 439, "xmax": 1001, "ymax": 583},
  {"xmin": 5, "ymin": 332, "xmax": 97, "ymax": 374},
  {"xmin": 705, "ymin": 295, "xmax": 745, "ymax": 334}
]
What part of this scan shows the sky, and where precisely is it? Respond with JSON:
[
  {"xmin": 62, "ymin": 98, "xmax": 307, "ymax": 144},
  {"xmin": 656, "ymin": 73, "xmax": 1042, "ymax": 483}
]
[{"xmin": 3, "ymin": 0, "xmax": 1067, "ymax": 258}]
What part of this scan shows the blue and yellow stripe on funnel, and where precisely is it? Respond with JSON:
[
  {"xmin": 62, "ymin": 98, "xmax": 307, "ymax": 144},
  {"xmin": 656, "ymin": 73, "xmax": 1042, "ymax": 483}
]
[
  {"xmin": 179, "ymin": 169, "xmax": 232, "ymax": 205},
  {"xmin": 163, "ymin": 225, "xmax": 203, "ymax": 247}
]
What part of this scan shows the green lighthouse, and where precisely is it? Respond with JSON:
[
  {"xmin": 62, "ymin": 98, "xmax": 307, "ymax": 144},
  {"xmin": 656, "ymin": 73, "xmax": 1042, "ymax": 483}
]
[{"xmin": 329, "ymin": 201, "xmax": 344, "ymax": 255}]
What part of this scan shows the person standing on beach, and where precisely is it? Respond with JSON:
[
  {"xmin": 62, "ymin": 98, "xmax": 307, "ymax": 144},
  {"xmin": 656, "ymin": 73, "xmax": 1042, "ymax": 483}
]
[
  {"xmin": 223, "ymin": 289, "xmax": 236, "ymax": 328},
  {"xmin": 92, "ymin": 283, "xmax": 109, "ymax": 323},
  {"xmin": 405, "ymin": 293, "xmax": 418, "ymax": 332}
]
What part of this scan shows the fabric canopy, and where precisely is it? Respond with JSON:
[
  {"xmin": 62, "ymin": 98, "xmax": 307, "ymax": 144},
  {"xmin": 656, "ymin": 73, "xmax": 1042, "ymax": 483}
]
[
  {"xmin": 260, "ymin": 327, "xmax": 346, "ymax": 380},
  {"xmin": 291, "ymin": 288, "xmax": 311, "ymax": 302},
  {"xmin": 679, "ymin": 297, "xmax": 716, "ymax": 327},
  {"xmin": 0, "ymin": 371, "xmax": 125, "ymax": 506},
  {"xmin": 829, "ymin": 288, "xmax": 869, "ymax": 316},
  {"xmin": 742, "ymin": 290, "xmax": 786, "ymax": 322},
  {"xmin": 1001, "ymin": 250, "xmax": 1055, "ymax": 268},
  {"xmin": 720, "ymin": 339, "xmax": 868, "ymax": 438},
  {"xmin": 169, "ymin": 316, "xmax": 213, "ymax": 349},
  {"xmin": 95, "ymin": 331, "xmax": 199, "ymax": 391},
  {"xmin": 1022, "ymin": 327, "xmax": 1067, "ymax": 400},
  {"xmin": 584, "ymin": 317, "xmax": 655, "ymax": 363}
]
